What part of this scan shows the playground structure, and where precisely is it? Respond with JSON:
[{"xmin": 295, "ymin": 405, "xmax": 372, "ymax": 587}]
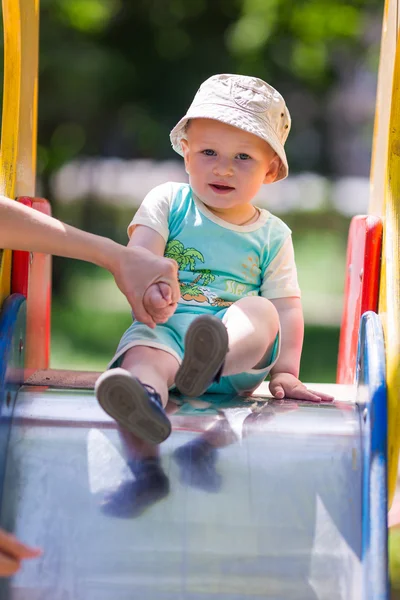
[{"xmin": 0, "ymin": 0, "xmax": 398, "ymax": 598}]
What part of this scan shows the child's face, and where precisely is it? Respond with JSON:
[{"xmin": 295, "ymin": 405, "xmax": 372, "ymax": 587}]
[{"xmin": 181, "ymin": 119, "xmax": 279, "ymax": 216}]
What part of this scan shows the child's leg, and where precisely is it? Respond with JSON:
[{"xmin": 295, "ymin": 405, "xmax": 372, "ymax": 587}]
[
  {"xmin": 121, "ymin": 346, "xmax": 179, "ymax": 407},
  {"xmin": 175, "ymin": 297, "xmax": 279, "ymax": 397},
  {"xmin": 222, "ymin": 296, "xmax": 279, "ymax": 376},
  {"xmin": 95, "ymin": 345, "xmax": 179, "ymax": 444}
]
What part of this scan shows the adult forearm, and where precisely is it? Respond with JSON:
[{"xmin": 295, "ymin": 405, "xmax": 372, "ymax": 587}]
[
  {"xmin": 0, "ymin": 196, "xmax": 180, "ymax": 325},
  {"xmin": 0, "ymin": 195, "xmax": 120, "ymax": 271}
]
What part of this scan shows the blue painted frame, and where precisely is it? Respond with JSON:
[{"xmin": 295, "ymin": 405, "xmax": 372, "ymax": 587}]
[
  {"xmin": 358, "ymin": 311, "xmax": 388, "ymax": 600},
  {"xmin": 0, "ymin": 294, "xmax": 26, "ymax": 507}
]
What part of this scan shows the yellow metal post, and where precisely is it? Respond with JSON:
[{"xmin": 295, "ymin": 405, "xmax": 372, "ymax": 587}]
[
  {"xmin": 369, "ymin": 0, "xmax": 400, "ymax": 508},
  {"xmin": 370, "ymin": 0, "xmax": 397, "ymax": 217},
  {"xmin": 0, "ymin": 0, "xmax": 22, "ymax": 305},
  {"xmin": 0, "ymin": 0, "xmax": 39, "ymax": 307},
  {"xmin": 382, "ymin": 39, "xmax": 400, "ymax": 509},
  {"xmin": 17, "ymin": 0, "xmax": 39, "ymax": 196}
]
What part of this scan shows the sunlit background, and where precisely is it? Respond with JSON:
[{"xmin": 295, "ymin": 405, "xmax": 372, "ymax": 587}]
[
  {"xmin": 29, "ymin": 0, "xmax": 382, "ymax": 377},
  {"xmin": 5, "ymin": 0, "xmax": 400, "ymax": 591}
]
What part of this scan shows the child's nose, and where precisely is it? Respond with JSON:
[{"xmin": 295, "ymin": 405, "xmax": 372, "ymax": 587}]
[{"xmin": 212, "ymin": 158, "xmax": 233, "ymax": 177}]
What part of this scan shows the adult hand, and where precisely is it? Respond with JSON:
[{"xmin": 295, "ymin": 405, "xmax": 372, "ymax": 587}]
[
  {"xmin": 0, "ymin": 530, "xmax": 41, "ymax": 577},
  {"xmin": 110, "ymin": 245, "xmax": 179, "ymax": 328},
  {"xmin": 269, "ymin": 372, "xmax": 334, "ymax": 403},
  {"xmin": 143, "ymin": 283, "xmax": 177, "ymax": 324}
]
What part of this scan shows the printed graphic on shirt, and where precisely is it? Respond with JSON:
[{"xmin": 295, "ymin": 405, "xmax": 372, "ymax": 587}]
[
  {"xmin": 242, "ymin": 256, "xmax": 260, "ymax": 283},
  {"xmin": 165, "ymin": 239, "xmax": 232, "ymax": 307},
  {"xmin": 225, "ymin": 280, "xmax": 258, "ymax": 297}
]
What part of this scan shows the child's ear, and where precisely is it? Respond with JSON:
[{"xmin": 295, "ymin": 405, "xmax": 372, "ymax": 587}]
[
  {"xmin": 181, "ymin": 139, "xmax": 190, "ymax": 174},
  {"xmin": 264, "ymin": 155, "xmax": 280, "ymax": 184}
]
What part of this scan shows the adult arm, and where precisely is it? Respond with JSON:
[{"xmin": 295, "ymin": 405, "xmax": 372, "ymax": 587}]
[{"xmin": 0, "ymin": 196, "xmax": 179, "ymax": 326}]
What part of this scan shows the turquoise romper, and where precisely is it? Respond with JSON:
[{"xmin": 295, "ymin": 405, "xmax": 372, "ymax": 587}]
[{"xmin": 110, "ymin": 182, "xmax": 301, "ymax": 395}]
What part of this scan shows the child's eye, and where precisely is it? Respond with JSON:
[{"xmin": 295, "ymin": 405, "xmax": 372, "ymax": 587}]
[
  {"xmin": 236, "ymin": 153, "xmax": 251, "ymax": 160},
  {"xmin": 202, "ymin": 149, "xmax": 216, "ymax": 156}
]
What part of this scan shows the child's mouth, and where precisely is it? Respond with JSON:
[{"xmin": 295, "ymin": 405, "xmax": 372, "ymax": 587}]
[{"xmin": 209, "ymin": 183, "xmax": 235, "ymax": 194}]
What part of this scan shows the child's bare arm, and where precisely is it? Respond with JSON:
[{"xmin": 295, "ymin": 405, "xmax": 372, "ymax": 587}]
[
  {"xmin": 128, "ymin": 224, "xmax": 167, "ymax": 256},
  {"xmin": 270, "ymin": 297, "xmax": 303, "ymax": 379},
  {"xmin": 269, "ymin": 297, "xmax": 333, "ymax": 402}
]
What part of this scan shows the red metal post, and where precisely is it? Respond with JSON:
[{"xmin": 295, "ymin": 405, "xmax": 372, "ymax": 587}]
[
  {"xmin": 11, "ymin": 197, "xmax": 52, "ymax": 371},
  {"xmin": 337, "ymin": 215, "xmax": 383, "ymax": 384}
]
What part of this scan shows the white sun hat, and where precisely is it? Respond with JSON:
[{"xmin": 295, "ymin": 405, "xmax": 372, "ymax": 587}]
[{"xmin": 170, "ymin": 73, "xmax": 291, "ymax": 182}]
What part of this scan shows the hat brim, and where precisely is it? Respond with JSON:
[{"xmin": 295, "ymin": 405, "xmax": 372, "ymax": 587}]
[{"xmin": 170, "ymin": 105, "xmax": 289, "ymax": 182}]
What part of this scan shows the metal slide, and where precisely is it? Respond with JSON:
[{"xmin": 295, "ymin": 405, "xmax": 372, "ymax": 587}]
[
  {"xmin": 0, "ymin": 299, "xmax": 388, "ymax": 600},
  {"xmin": 1, "ymin": 386, "xmax": 361, "ymax": 600}
]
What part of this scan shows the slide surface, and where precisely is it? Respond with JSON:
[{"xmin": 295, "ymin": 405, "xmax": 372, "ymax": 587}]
[{"xmin": 0, "ymin": 383, "xmax": 363, "ymax": 600}]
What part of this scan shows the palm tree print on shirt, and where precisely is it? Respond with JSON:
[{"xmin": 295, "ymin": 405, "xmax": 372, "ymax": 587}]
[
  {"xmin": 165, "ymin": 240, "xmax": 231, "ymax": 306},
  {"xmin": 164, "ymin": 240, "xmax": 204, "ymax": 271}
]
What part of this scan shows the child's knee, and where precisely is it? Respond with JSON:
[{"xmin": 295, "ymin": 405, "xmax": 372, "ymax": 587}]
[
  {"xmin": 122, "ymin": 345, "xmax": 155, "ymax": 364},
  {"xmin": 122, "ymin": 345, "xmax": 177, "ymax": 370},
  {"xmin": 229, "ymin": 296, "xmax": 279, "ymax": 332}
]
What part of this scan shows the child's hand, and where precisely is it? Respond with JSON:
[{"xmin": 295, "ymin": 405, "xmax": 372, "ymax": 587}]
[
  {"xmin": 143, "ymin": 282, "xmax": 177, "ymax": 324},
  {"xmin": 269, "ymin": 372, "xmax": 334, "ymax": 403}
]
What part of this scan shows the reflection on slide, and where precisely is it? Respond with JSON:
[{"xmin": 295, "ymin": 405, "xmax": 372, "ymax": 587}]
[{"xmin": 0, "ymin": 387, "xmax": 361, "ymax": 600}]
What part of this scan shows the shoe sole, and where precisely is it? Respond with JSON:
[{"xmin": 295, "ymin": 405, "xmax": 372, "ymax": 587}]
[
  {"xmin": 175, "ymin": 315, "xmax": 229, "ymax": 397},
  {"xmin": 95, "ymin": 369, "xmax": 171, "ymax": 444}
]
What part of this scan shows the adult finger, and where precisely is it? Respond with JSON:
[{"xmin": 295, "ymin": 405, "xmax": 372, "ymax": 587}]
[
  {"xmin": 0, "ymin": 554, "xmax": 20, "ymax": 577},
  {"xmin": 152, "ymin": 311, "xmax": 170, "ymax": 323},
  {"xmin": 152, "ymin": 303, "xmax": 178, "ymax": 323},
  {"xmin": 0, "ymin": 530, "xmax": 41, "ymax": 560},
  {"xmin": 129, "ymin": 296, "xmax": 156, "ymax": 329},
  {"xmin": 116, "ymin": 279, "xmax": 149, "ymax": 325},
  {"xmin": 162, "ymin": 259, "xmax": 180, "ymax": 302}
]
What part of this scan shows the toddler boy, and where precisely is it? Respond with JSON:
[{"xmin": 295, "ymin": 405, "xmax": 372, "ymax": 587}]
[{"xmin": 95, "ymin": 73, "xmax": 333, "ymax": 446}]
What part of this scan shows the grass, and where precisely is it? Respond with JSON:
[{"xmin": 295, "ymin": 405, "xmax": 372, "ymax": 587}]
[
  {"xmin": 391, "ymin": 531, "xmax": 400, "ymax": 596},
  {"xmin": 51, "ymin": 299, "xmax": 340, "ymax": 381},
  {"xmin": 51, "ymin": 303, "xmax": 131, "ymax": 371}
]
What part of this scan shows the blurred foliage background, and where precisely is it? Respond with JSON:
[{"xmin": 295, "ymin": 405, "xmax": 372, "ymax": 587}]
[
  {"xmin": 4, "ymin": 0, "xmax": 400, "ymax": 594},
  {"xmin": 37, "ymin": 0, "xmax": 380, "ymax": 175},
  {"xmin": 22, "ymin": 0, "xmax": 383, "ymax": 381}
]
